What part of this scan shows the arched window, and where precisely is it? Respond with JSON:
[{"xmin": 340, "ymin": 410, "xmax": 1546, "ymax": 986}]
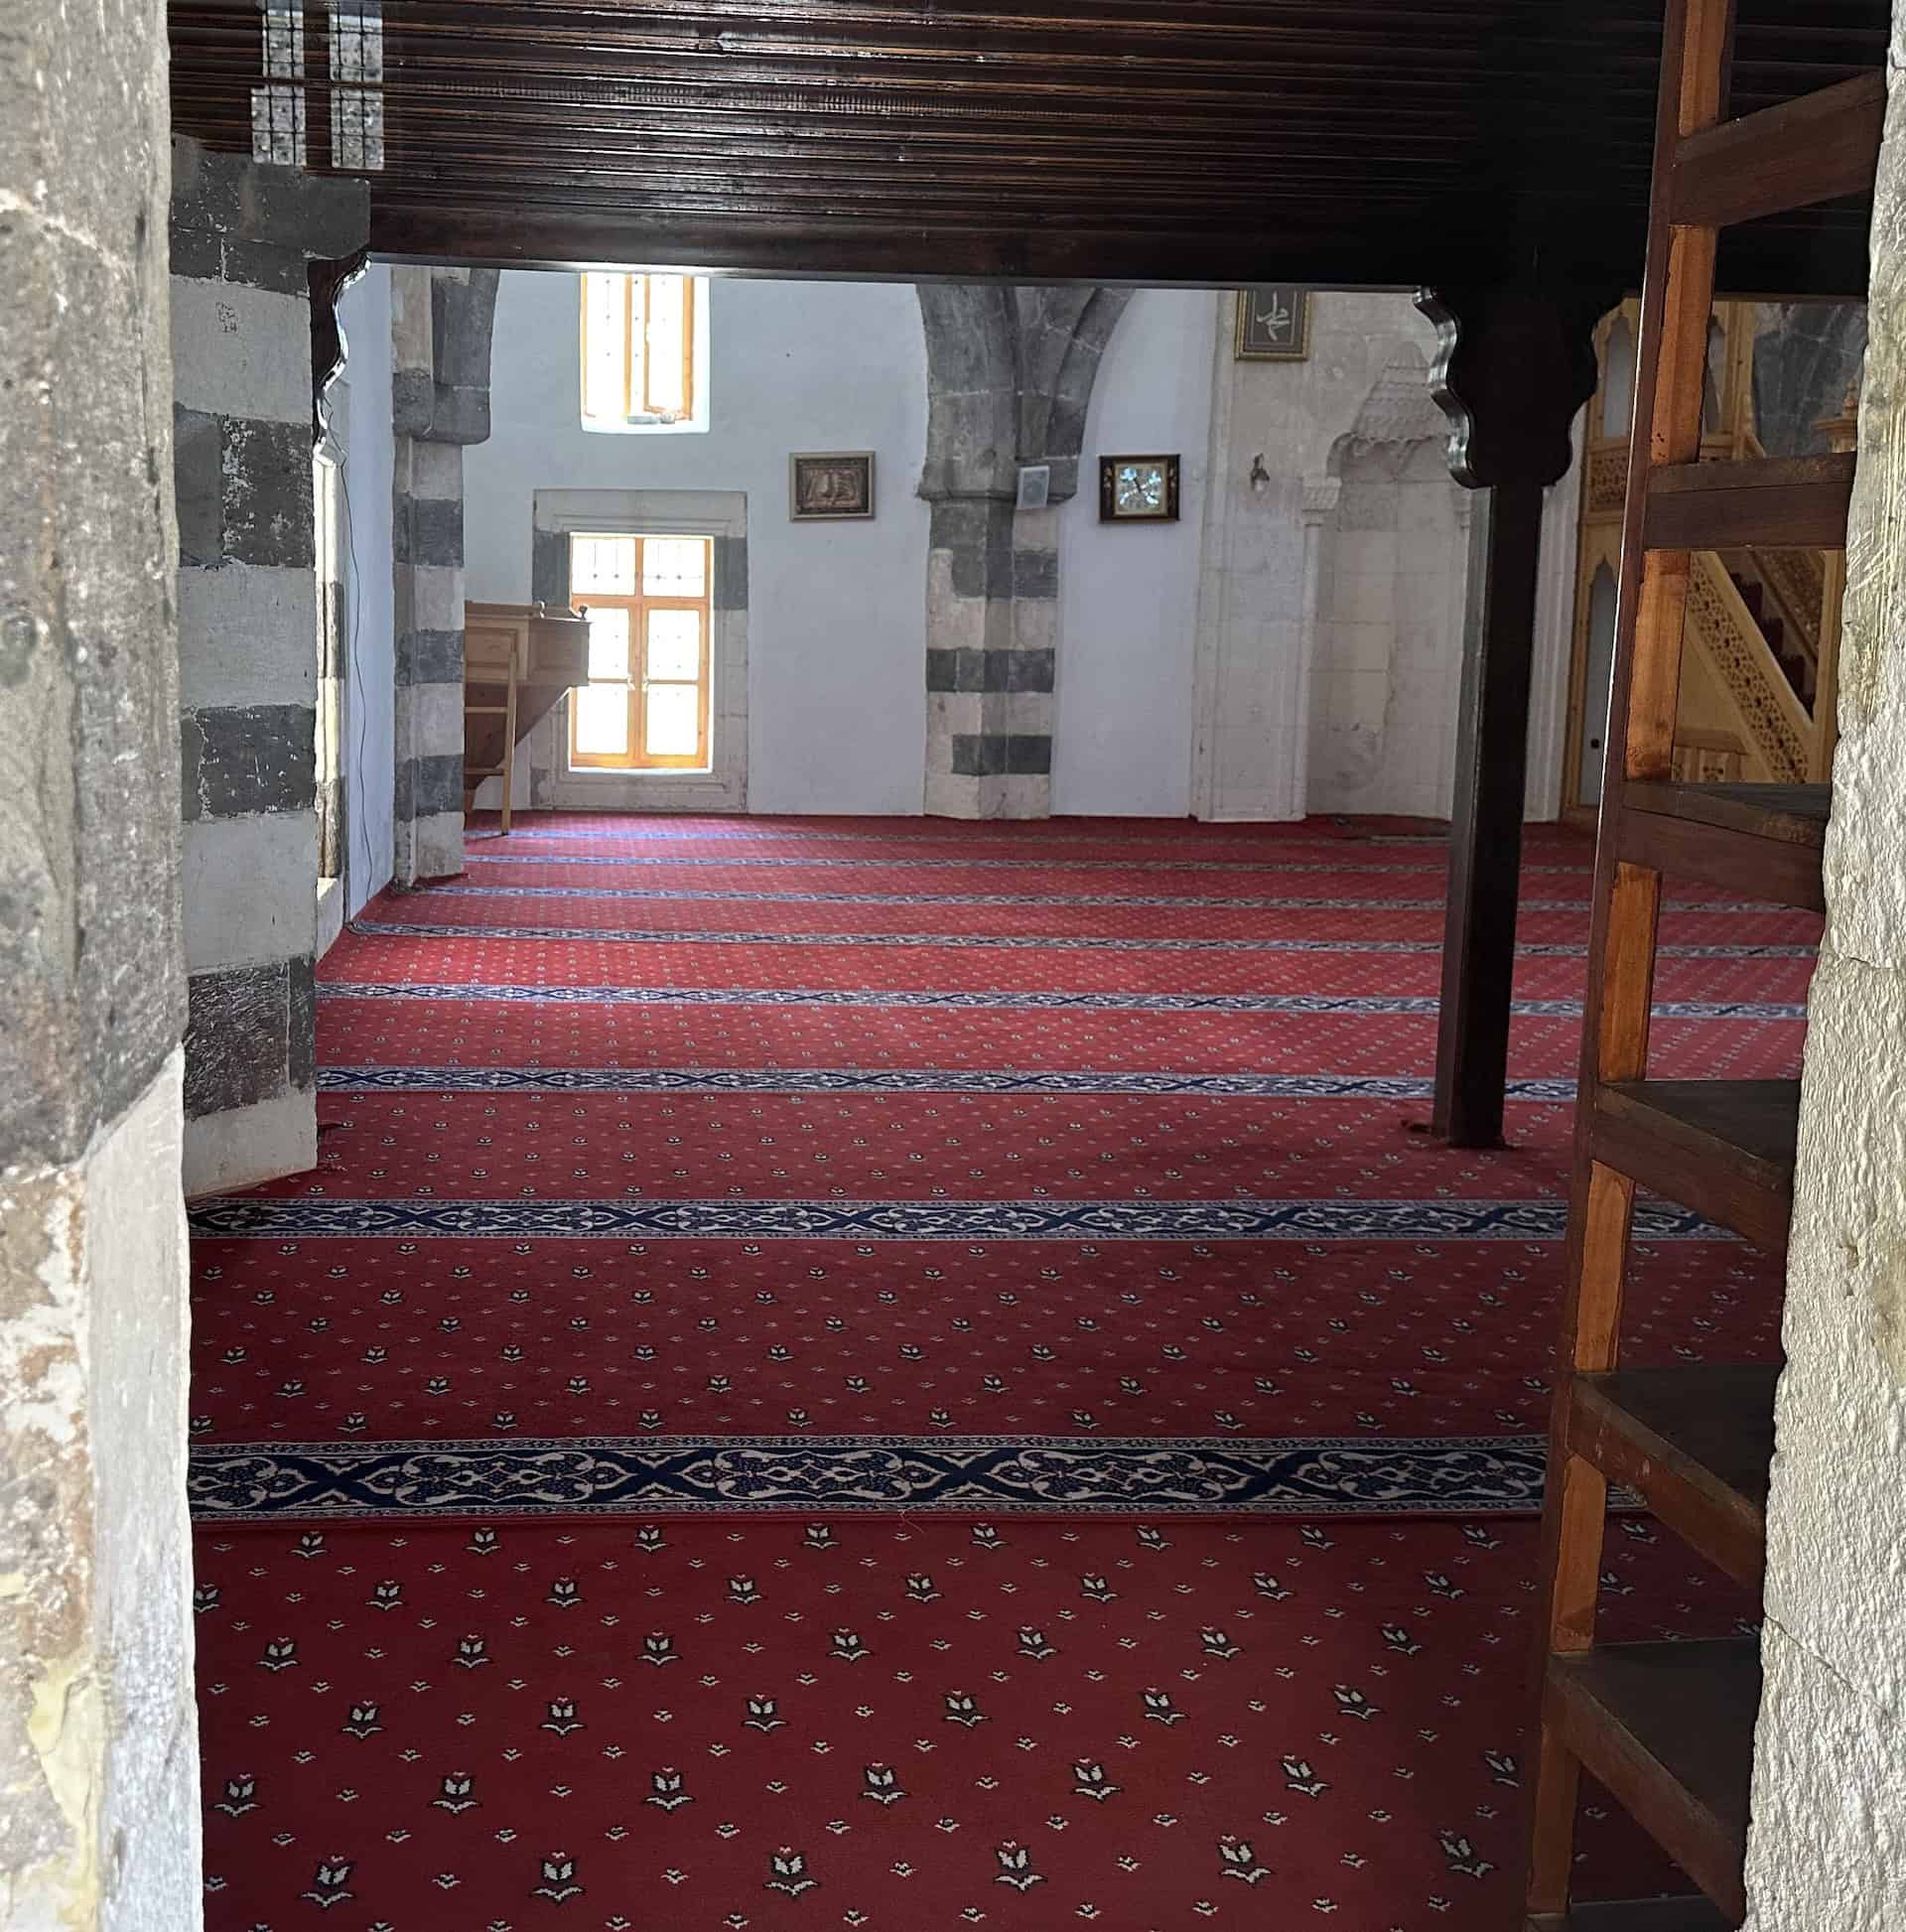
[{"xmin": 1600, "ymin": 318, "xmax": 1636, "ymax": 439}]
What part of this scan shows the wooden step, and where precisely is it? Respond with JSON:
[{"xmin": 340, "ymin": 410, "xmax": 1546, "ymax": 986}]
[
  {"xmin": 1529, "ymin": 1899, "xmax": 1731, "ymax": 1932},
  {"xmin": 1566, "ymin": 1366, "xmax": 1778, "ymax": 1590},
  {"xmin": 1670, "ymin": 69, "xmax": 1886, "ymax": 227},
  {"xmin": 1643, "ymin": 454, "xmax": 1854, "ymax": 551},
  {"xmin": 1620, "ymin": 781, "xmax": 1829, "ymax": 910},
  {"xmin": 1588, "ymin": 1080, "xmax": 1798, "ymax": 1251},
  {"xmin": 1544, "ymin": 1641, "xmax": 1760, "ymax": 1921},
  {"xmin": 1528, "ymin": 1898, "xmax": 1731, "ymax": 1932},
  {"xmin": 466, "ymin": 704, "xmax": 509, "ymax": 715}
]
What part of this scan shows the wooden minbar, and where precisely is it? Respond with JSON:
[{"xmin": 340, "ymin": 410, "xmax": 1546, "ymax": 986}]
[{"xmin": 463, "ymin": 602, "xmax": 592, "ymax": 833}]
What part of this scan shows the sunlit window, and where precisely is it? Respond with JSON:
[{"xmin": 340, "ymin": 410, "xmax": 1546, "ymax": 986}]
[
  {"xmin": 580, "ymin": 273, "xmax": 703, "ymax": 431},
  {"xmin": 251, "ymin": 2, "xmax": 384, "ymax": 172},
  {"xmin": 568, "ymin": 533, "xmax": 714, "ymax": 771}
]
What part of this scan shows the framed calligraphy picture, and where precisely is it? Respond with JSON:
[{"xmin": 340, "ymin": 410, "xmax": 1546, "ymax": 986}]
[{"xmin": 1234, "ymin": 287, "xmax": 1311, "ymax": 361}]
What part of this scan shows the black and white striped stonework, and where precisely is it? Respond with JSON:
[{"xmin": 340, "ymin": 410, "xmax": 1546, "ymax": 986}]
[
  {"xmin": 390, "ymin": 266, "xmax": 498, "ymax": 883},
  {"xmin": 170, "ymin": 139, "xmax": 367, "ymax": 1193}
]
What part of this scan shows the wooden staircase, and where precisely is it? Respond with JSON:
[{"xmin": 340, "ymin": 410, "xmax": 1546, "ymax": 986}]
[{"xmin": 1522, "ymin": 7, "xmax": 1877, "ymax": 1928}]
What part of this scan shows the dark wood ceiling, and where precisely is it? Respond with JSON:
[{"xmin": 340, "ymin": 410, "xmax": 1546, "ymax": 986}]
[{"xmin": 168, "ymin": 1, "xmax": 1886, "ymax": 289}]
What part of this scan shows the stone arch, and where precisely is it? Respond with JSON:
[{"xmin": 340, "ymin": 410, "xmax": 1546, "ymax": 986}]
[{"xmin": 913, "ymin": 284, "xmax": 1133, "ymax": 817}]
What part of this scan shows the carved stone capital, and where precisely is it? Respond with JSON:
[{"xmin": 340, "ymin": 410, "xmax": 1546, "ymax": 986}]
[{"xmin": 1300, "ymin": 477, "xmax": 1342, "ymax": 523}]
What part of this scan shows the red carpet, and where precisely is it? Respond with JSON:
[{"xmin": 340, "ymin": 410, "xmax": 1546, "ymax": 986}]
[
  {"xmin": 189, "ymin": 813, "xmax": 1804, "ymax": 1926},
  {"xmin": 195, "ymin": 1511, "xmax": 1744, "ymax": 1930}
]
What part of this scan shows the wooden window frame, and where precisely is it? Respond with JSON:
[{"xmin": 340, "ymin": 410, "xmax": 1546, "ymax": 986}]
[
  {"xmin": 580, "ymin": 273, "xmax": 697, "ymax": 429},
  {"xmin": 567, "ymin": 534, "xmax": 714, "ymax": 772}
]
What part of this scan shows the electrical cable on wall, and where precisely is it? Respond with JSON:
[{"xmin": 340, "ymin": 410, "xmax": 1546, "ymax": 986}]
[{"xmin": 336, "ymin": 435, "xmax": 375, "ymax": 909}]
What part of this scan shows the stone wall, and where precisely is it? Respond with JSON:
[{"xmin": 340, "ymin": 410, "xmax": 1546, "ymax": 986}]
[
  {"xmin": 391, "ymin": 265, "xmax": 497, "ymax": 883},
  {"xmin": 171, "ymin": 141, "xmax": 367, "ymax": 1194},
  {"xmin": 1753, "ymin": 301, "xmax": 1868, "ymax": 456},
  {"xmin": 1740, "ymin": 35, "xmax": 1906, "ymax": 1925},
  {"xmin": 2, "ymin": 1, "xmax": 200, "ymax": 1924}
]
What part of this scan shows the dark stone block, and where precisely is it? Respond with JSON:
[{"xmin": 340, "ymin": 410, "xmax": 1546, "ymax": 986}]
[
  {"xmin": 286, "ymin": 953, "xmax": 317, "ymax": 1091},
  {"xmin": 392, "ymin": 365, "xmax": 436, "ymax": 438},
  {"xmin": 926, "ymin": 647, "xmax": 985, "ymax": 693},
  {"xmin": 218, "ymin": 239, "xmax": 313, "ymax": 296},
  {"xmin": 932, "ymin": 496, "xmax": 1014, "ymax": 600},
  {"xmin": 183, "ymin": 961, "xmax": 290, "ymax": 1118},
  {"xmin": 952, "ymin": 731, "xmax": 1052, "ymax": 776},
  {"xmin": 929, "ymin": 497, "xmax": 989, "ymax": 557},
  {"xmin": 984, "ymin": 502, "xmax": 1017, "ymax": 601},
  {"xmin": 1005, "ymin": 732, "xmax": 1053, "ymax": 775},
  {"xmin": 984, "ymin": 649, "xmax": 1055, "ymax": 694},
  {"xmin": 396, "ymin": 753, "xmax": 466, "ymax": 819},
  {"xmin": 530, "ymin": 525, "xmax": 570, "ymax": 607},
  {"xmin": 169, "ymin": 227, "xmax": 223, "ymax": 282},
  {"xmin": 181, "ymin": 704, "xmax": 318, "ymax": 820},
  {"xmin": 950, "ymin": 732, "xmax": 1002, "ymax": 776},
  {"xmin": 171, "ymin": 136, "xmax": 369, "ymax": 263},
  {"xmin": 433, "ymin": 273, "xmax": 493, "ymax": 384},
  {"xmin": 318, "ymin": 772, "xmax": 344, "ymax": 881},
  {"xmin": 414, "ymin": 752, "xmax": 467, "ymax": 816},
  {"xmin": 397, "ymin": 627, "xmax": 465, "ymax": 687},
  {"xmin": 1013, "ymin": 548, "xmax": 1059, "ymax": 601},
  {"xmin": 173, "ymin": 406, "xmax": 223, "ymax": 567},
  {"xmin": 395, "ymin": 493, "xmax": 464, "ymax": 569},
  {"xmin": 319, "ymin": 584, "xmax": 345, "ymax": 678},
  {"xmin": 429, "ymin": 385, "xmax": 491, "ymax": 446},
  {"xmin": 715, "ymin": 535, "xmax": 749, "ymax": 613},
  {"xmin": 222, "ymin": 416, "xmax": 315, "ymax": 568}
]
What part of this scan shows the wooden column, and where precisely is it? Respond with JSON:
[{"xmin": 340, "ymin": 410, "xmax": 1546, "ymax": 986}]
[{"xmin": 1417, "ymin": 282, "xmax": 1612, "ymax": 1148}]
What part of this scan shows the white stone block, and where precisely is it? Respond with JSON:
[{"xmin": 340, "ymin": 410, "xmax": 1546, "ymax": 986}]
[
  {"xmin": 996, "ymin": 690, "xmax": 1052, "ymax": 736},
  {"xmin": 985, "ymin": 774, "xmax": 1049, "ymax": 820},
  {"xmin": 184, "ymin": 1081, "xmax": 318, "ymax": 1197},
  {"xmin": 172, "ymin": 278, "xmax": 312, "ymax": 424},
  {"xmin": 412, "ymin": 564, "xmax": 466, "ymax": 633},
  {"xmin": 410, "ymin": 440, "xmax": 465, "ymax": 501},
  {"xmin": 177, "ymin": 564, "xmax": 319, "ymax": 710},
  {"xmin": 924, "ymin": 768, "xmax": 978, "ymax": 818},
  {"xmin": 395, "ymin": 678, "xmax": 467, "ymax": 753},
  {"xmin": 182, "ymin": 812, "xmax": 319, "ymax": 972},
  {"xmin": 410, "ymin": 810, "xmax": 465, "ymax": 881}
]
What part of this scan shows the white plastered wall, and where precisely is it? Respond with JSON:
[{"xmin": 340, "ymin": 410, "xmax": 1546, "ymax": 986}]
[
  {"xmin": 334, "ymin": 263, "xmax": 397, "ymax": 918},
  {"xmin": 464, "ymin": 271, "xmax": 930, "ymax": 816},
  {"xmin": 1053, "ymin": 290, "xmax": 1217, "ymax": 818}
]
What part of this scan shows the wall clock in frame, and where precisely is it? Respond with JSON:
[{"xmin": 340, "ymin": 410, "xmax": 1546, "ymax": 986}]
[{"xmin": 1099, "ymin": 454, "xmax": 1180, "ymax": 523}]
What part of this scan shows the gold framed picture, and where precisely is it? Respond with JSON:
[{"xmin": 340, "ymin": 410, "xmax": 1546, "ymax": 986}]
[
  {"xmin": 1098, "ymin": 454, "xmax": 1180, "ymax": 523},
  {"xmin": 1234, "ymin": 286, "xmax": 1312, "ymax": 361},
  {"xmin": 789, "ymin": 451, "xmax": 875, "ymax": 520}
]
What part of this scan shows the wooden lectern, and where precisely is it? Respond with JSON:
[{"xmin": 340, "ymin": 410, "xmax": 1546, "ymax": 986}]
[{"xmin": 463, "ymin": 602, "xmax": 592, "ymax": 833}]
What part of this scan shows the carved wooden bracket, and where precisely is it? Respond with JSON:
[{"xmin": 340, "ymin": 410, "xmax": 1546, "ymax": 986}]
[
  {"xmin": 311, "ymin": 245, "xmax": 370, "ymax": 446},
  {"xmin": 1416, "ymin": 281, "xmax": 1619, "ymax": 490}
]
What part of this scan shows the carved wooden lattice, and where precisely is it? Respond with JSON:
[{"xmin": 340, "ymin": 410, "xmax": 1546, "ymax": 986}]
[
  {"xmin": 1585, "ymin": 446, "xmax": 1627, "ymax": 515},
  {"xmin": 1684, "ymin": 563, "xmax": 1808, "ymax": 780},
  {"xmin": 1751, "ymin": 546, "xmax": 1826, "ymax": 656}
]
